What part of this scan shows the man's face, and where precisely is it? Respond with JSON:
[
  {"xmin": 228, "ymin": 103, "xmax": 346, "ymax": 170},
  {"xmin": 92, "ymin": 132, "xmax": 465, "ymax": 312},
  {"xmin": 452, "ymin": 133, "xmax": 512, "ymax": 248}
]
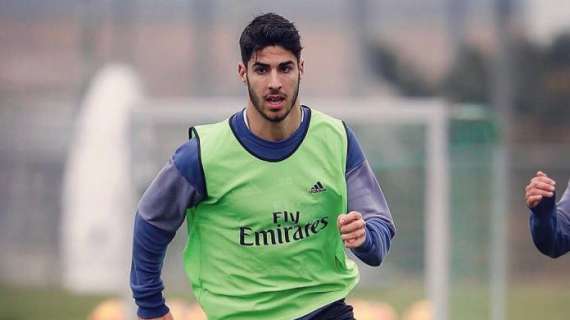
[{"xmin": 238, "ymin": 46, "xmax": 304, "ymax": 123}]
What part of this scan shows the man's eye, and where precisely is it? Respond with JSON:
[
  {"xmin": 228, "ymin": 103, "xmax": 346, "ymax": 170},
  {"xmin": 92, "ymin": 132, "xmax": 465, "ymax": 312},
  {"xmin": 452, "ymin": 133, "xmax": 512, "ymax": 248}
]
[
  {"xmin": 281, "ymin": 66, "xmax": 292, "ymax": 73},
  {"xmin": 255, "ymin": 68, "xmax": 267, "ymax": 74}
]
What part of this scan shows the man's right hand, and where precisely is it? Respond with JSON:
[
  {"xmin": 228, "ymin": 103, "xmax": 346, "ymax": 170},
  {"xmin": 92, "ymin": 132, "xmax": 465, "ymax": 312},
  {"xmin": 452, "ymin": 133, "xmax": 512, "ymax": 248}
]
[
  {"xmin": 525, "ymin": 171, "xmax": 556, "ymax": 208},
  {"xmin": 141, "ymin": 312, "xmax": 174, "ymax": 320}
]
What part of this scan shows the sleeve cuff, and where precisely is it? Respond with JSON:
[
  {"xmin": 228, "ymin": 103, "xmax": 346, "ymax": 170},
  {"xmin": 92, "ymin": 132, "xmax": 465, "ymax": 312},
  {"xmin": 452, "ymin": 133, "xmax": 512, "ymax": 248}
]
[
  {"xmin": 530, "ymin": 193, "xmax": 556, "ymax": 221},
  {"xmin": 352, "ymin": 224, "xmax": 374, "ymax": 254},
  {"xmin": 138, "ymin": 302, "xmax": 170, "ymax": 319}
]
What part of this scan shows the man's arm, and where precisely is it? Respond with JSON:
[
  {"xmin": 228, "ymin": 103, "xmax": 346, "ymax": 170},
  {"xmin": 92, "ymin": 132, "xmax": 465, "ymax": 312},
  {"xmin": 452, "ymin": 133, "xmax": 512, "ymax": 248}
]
[
  {"xmin": 131, "ymin": 140, "xmax": 205, "ymax": 319},
  {"xmin": 340, "ymin": 125, "xmax": 396, "ymax": 267},
  {"xmin": 527, "ymin": 172, "xmax": 570, "ymax": 258},
  {"xmin": 131, "ymin": 214, "xmax": 175, "ymax": 319}
]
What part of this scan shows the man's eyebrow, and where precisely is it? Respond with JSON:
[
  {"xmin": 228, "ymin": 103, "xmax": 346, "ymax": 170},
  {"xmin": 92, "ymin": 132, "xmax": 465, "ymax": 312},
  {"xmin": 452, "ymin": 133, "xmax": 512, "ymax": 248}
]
[
  {"xmin": 251, "ymin": 61, "xmax": 294, "ymax": 68},
  {"xmin": 252, "ymin": 62, "xmax": 269, "ymax": 68}
]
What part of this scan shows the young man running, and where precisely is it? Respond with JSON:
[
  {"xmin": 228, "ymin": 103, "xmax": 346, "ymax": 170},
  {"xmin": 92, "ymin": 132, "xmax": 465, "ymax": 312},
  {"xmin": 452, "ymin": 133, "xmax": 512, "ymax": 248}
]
[{"xmin": 131, "ymin": 13, "xmax": 396, "ymax": 320}]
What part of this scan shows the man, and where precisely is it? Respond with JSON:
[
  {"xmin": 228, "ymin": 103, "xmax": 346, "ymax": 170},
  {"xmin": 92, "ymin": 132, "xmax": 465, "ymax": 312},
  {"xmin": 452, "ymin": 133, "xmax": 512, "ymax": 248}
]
[
  {"xmin": 525, "ymin": 171, "xmax": 570, "ymax": 258},
  {"xmin": 131, "ymin": 13, "xmax": 395, "ymax": 320}
]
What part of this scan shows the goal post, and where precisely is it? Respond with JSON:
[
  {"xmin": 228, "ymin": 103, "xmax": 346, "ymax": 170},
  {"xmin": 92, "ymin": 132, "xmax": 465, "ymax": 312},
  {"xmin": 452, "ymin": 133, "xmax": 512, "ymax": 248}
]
[{"xmin": 131, "ymin": 97, "xmax": 451, "ymax": 320}]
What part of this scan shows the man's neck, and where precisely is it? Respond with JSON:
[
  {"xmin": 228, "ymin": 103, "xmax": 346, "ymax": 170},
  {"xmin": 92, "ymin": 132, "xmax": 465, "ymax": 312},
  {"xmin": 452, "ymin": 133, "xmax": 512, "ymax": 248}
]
[{"xmin": 245, "ymin": 104, "xmax": 302, "ymax": 142}]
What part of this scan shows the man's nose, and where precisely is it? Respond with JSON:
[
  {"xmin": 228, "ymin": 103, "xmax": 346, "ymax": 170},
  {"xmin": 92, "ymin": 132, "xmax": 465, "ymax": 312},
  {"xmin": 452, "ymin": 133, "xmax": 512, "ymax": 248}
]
[{"xmin": 268, "ymin": 70, "xmax": 282, "ymax": 90}]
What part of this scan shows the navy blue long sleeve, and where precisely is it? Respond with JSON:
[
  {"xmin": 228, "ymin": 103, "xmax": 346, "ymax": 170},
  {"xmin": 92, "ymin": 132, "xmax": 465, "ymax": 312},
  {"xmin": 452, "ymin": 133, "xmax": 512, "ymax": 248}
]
[
  {"xmin": 352, "ymin": 219, "xmax": 394, "ymax": 266},
  {"xmin": 131, "ymin": 214, "xmax": 175, "ymax": 318}
]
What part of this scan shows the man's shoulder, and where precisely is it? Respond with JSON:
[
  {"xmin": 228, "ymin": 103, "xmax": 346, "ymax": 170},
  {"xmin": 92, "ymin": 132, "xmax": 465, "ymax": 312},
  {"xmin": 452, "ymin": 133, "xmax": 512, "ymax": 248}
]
[
  {"xmin": 310, "ymin": 108, "xmax": 365, "ymax": 171},
  {"xmin": 172, "ymin": 138, "xmax": 200, "ymax": 172},
  {"xmin": 308, "ymin": 107, "xmax": 340, "ymax": 121},
  {"xmin": 192, "ymin": 117, "xmax": 232, "ymax": 136},
  {"xmin": 307, "ymin": 107, "xmax": 346, "ymax": 132}
]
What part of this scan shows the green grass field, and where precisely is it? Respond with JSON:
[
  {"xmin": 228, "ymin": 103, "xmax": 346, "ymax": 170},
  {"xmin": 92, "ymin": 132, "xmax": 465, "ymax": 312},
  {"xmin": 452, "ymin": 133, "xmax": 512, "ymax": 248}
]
[
  {"xmin": 355, "ymin": 281, "xmax": 570, "ymax": 320},
  {"xmin": 0, "ymin": 282, "xmax": 568, "ymax": 320}
]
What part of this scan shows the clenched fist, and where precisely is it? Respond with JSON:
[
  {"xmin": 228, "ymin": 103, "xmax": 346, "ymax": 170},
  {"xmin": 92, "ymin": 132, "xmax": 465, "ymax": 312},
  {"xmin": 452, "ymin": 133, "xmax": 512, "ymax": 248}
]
[
  {"xmin": 337, "ymin": 211, "xmax": 367, "ymax": 248},
  {"xmin": 525, "ymin": 171, "xmax": 556, "ymax": 209}
]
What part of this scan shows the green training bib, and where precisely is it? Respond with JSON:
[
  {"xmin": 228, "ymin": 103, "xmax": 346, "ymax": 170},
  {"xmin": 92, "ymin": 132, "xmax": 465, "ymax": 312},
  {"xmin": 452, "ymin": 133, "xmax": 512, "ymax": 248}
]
[{"xmin": 183, "ymin": 108, "xmax": 359, "ymax": 320}]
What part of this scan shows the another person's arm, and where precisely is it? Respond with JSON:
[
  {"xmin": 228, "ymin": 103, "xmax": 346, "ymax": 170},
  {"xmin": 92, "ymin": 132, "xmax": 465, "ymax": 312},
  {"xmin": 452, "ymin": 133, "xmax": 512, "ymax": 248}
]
[
  {"xmin": 526, "ymin": 171, "xmax": 570, "ymax": 258},
  {"xmin": 130, "ymin": 140, "xmax": 205, "ymax": 319}
]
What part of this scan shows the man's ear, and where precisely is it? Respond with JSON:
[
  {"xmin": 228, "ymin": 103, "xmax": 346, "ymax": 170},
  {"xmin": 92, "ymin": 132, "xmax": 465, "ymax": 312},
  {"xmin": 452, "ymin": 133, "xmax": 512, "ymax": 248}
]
[
  {"xmin": 238, "ymin": 63, "xmax": 247, "ymax": 83},
  {"xmin": 298, "ymin": 58, "xmax": 304, "ymax": 78}
]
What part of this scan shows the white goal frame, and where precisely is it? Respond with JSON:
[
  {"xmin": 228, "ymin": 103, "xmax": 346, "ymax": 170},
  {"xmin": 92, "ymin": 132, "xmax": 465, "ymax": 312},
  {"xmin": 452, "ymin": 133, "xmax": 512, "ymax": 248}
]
[{"xmin": 132, "ymin": 97, "xmax": 451, "ymax": 320}]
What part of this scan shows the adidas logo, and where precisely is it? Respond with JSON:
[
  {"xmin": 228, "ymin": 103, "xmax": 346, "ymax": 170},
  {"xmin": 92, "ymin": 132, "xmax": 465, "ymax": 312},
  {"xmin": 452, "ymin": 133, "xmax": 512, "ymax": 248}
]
[{"xmin": 309, "ymin": 181, "xmax": 327, "ymax": 193}]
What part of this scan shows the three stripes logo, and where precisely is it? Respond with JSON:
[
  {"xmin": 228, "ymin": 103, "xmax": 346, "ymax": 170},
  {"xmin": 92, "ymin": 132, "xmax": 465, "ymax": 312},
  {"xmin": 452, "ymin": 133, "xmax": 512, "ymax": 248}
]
[{"xmin": 309, "ymin": 181, "xmax": 327, "ymax": 193}]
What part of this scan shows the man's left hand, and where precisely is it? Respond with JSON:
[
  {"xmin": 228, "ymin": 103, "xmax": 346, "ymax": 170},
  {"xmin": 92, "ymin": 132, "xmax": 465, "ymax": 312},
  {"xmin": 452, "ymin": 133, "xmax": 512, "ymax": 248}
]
[{"xmin": 337, "ymin": 211, "xmax": 367, "ymax": 248}]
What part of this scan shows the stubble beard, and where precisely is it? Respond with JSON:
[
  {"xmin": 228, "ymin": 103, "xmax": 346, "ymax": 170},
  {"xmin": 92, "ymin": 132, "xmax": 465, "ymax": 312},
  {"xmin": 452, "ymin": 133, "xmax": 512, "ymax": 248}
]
[{"xmin": 247, "ymin": 74, "xmax": 301, "ymax": 123}]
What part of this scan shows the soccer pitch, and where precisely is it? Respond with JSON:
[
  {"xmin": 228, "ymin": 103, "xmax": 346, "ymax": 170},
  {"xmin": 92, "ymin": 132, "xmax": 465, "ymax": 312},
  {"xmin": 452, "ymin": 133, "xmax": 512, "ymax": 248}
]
[{"xmin": 1, "ymin": 282, "xmax": 568, "ymax": 320}]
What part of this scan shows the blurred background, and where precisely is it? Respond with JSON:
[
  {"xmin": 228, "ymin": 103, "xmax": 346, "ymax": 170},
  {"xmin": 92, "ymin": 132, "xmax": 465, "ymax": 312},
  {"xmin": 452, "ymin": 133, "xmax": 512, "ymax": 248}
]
[{"xmin": 1, "ymin": 0, "xmax": 569, "ymax": 319}]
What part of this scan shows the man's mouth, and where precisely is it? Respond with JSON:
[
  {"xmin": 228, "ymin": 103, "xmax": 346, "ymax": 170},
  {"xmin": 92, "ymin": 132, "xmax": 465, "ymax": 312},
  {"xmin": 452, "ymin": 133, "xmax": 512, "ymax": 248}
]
[{"xmin": 265, "ymin": 95, "xmax": 286, "ymax": 109}]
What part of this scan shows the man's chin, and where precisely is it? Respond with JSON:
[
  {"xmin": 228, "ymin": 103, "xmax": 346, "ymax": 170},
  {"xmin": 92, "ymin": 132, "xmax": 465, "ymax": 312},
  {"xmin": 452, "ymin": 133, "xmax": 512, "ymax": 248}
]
[
  {"xmin": 260, "ymin": 106, "xmax": 292, "ymax": 123},
  {"xmin": 251, "ymin": 98, "xmax": 295, "ymax": 123},
  {"xmin": 263, "ymin": 112, "xmax": 287, "ymax": 123}
]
